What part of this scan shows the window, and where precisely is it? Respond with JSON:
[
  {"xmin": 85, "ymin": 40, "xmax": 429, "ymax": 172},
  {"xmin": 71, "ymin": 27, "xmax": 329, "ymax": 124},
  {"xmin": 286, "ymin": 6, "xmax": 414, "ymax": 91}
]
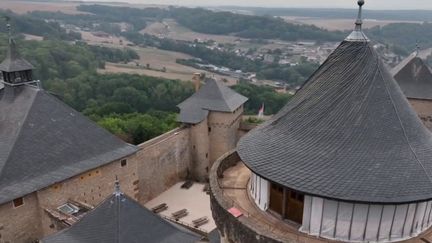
[
  {"xmin": 208, "ymin": 127, "xmax": 212, "ymax": 132},
  {"xmin": 206, "ymin": 153, "xmax": 208, "ymax": 158},
  {"xmin": 13, "ymin": 197, "xmax": 24, "ymax": 208},
  {"xmin": 121, "ymin": 159, "xmax": 127, "ymax": 167}
]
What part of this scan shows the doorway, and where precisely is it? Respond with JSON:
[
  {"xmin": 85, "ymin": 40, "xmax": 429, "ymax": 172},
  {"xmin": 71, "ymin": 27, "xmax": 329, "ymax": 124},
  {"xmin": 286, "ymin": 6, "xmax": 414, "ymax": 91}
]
[
  {"xmin": 269, "ymin": 183, "xmax": 284, "ymax": 215},
  {"xmin": 285, "ymin": 189, "xmax": 304, "ymax": 224}
]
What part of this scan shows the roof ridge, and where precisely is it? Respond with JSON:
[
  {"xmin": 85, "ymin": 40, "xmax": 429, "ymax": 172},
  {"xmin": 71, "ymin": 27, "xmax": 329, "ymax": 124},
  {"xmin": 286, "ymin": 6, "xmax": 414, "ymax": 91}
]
[
  {"xmin": 0, "ymin": 86, "xmax": 39, "ymax": 179},
  {"xmin": 379, "ymin": 54, "xmax": 432, "ymax": 185},
  {"xmin": 212, "ymin": 79, "xmax": 233, "ymax": 110}
]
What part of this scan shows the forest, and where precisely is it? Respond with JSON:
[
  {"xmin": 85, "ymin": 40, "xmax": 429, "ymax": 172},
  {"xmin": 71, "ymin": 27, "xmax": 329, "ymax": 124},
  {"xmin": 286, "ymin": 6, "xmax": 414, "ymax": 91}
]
[
  {"xmin": 0, "ymin": 34, "xmax": 290, "ymax": 144},
  {"xmin": 75, "ymin": 5, "xmax": 343, "ymax": 42}
]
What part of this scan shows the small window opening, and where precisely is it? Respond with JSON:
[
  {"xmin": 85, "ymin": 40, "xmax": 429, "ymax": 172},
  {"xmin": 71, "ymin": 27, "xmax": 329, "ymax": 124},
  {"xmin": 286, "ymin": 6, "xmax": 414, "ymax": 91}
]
[
  {"xmin": 121, "ymin": 159, "xmax": 127, "ymax": 167},
  {"xmin": 13, "ymin": 197, "xmax": 24, "ymax": 208}
]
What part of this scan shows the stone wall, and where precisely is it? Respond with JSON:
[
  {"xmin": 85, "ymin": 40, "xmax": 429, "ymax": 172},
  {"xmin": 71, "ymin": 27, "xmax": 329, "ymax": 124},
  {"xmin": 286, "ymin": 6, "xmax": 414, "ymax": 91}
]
[
  {"xmin": 0, "ymin": 127, "xmax": 193, "ymax": 243},
  {"xmin": 37, "ymin": 156, "xmax": 139, "ymax": 236},
  {"xmin": 208, "ymin": 106, "xmax": 243, "ymax": 169},
  {"xmin": 189, "ymin": 119, "xmax": 210, "ymax": 182},
  {"xmin": 209, "ymin": 150, "xmax": 285, "ymax": 243},
  {"xmin": 0, "ymin": 119, "xmax": 247, "ymax": 243},
  {"xmin": 0, "ymin": 193, "xmax": 42, "ymax": 243},
  {"xmin": 408, "ymin": 99, "xmax": 432, "ymax": 130},
  {"xmin": 136, "ymin": 127, "xmax": 192, "ymax": 203}
]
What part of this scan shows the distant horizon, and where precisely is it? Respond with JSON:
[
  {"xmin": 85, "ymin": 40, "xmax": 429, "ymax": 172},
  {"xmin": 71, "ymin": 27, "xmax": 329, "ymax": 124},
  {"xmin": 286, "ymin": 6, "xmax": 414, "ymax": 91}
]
[{"xmin": 77, "ymin": 0, "xmax": 432, "ymax": 10}]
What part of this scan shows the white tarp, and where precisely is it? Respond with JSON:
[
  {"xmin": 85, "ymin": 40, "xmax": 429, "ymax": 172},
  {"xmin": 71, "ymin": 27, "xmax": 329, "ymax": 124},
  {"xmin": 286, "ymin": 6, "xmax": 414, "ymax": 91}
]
[
  {"xmin": 249, "ymin": 172, "xmax": 269, "ymax": 211},
  {"xmin": 300, "ymin": 196, "xmax": 432, "ymax": 242}
]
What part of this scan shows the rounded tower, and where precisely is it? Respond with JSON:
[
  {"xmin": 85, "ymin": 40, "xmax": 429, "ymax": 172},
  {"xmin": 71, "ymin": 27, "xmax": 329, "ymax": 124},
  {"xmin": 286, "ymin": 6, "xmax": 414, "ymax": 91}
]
[{"xmin": 210, "ymin": 1, "xmax": 432, "ymax": 242}]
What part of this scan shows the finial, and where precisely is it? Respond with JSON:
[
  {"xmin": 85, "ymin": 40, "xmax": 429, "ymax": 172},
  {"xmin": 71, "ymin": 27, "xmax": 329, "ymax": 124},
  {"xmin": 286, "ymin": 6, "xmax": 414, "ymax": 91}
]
[
  {"xmin": 345, "ymin": 0, "xmax": 369, "ymax": 42},
  {"xmin": 415, "ymin": 41, "xmax": 420, "ymax": 56},
  {"xmin": 355, "ymin": 0, "xmax": 365, "ymax": 31},
  {"xmin": 4, "ymin": 16, "xmax": 12, "ymax": 43},
  {"xmin": 114, "ymin": 176, "xmax": 122, "ymax": 196}
]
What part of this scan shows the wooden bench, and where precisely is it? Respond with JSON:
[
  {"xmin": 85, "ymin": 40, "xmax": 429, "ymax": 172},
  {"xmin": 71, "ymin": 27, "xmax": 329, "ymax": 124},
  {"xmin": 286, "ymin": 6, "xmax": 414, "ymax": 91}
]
[
  {"xmin": 172, "ymin": 209, "xmax": 188, "ymax": 220},
  {"xmin": 192, "ymin": 216, "xmax": 208, "ymax": 227},
  {"xmin": 151, "ymin": 203, "xmax": 168, "ymax": 213},
  {"xmin": 181, "ymin": 180, "xmax": 194, "ymax": 189}
]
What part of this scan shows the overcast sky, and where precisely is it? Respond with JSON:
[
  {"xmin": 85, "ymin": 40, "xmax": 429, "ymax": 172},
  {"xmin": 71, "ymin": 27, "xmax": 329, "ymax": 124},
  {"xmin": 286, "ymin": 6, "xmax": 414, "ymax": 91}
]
[{"xmin": 84, "ymin": 0, "xmax": 432, "ymax": 10}]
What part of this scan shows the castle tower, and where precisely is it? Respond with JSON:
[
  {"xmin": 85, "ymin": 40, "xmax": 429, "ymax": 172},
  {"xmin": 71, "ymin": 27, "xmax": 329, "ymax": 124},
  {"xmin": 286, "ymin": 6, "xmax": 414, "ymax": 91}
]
[
  {"xmin": 210, "ymin": 1, "xmax": 432, "ymax": 242},
  {"xmin": 177, "ymin": 78, "xmax": 247, "ymax": 181},
  {"xmin": 391, "ymin": 49, "xmax": 432, "ymax": 130}
]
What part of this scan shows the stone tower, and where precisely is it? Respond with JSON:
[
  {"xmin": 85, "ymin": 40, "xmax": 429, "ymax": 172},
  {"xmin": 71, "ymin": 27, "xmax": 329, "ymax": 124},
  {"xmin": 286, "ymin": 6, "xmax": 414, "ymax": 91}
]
[{"xmin": 177, "ymin": 78, "xmax": 247, "ymax": 181}]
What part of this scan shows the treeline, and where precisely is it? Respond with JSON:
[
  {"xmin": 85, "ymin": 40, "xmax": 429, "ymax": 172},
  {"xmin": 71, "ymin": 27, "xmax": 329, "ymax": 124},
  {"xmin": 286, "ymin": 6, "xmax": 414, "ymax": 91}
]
[
  {"xmin": 0, "ymin": 36, "xmax": 138, "ymax": 82},
  {"xmin": 232, "ymin": 82, "xmax": 292, "ymax": 115},
  {"xmin": 82, "ymin": 43, "xmax": 139, "ymax": 64},
  {"xmin": 171, "ymin": 7, "xmax": 343, "ymax": 41},
  {"xmin": 76, "ymin": 4, "xmax": 342, "ymax": 42},
  {"xmin": 0, "ymin": 10, "xmax": 81, "ymax": 41},
  {"xmin": 366, "ymin": 23, "xmax": 432, "ymax": 55}
]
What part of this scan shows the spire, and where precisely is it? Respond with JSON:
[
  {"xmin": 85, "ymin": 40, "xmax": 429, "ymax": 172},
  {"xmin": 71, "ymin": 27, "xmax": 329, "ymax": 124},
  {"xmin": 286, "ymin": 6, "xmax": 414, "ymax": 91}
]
[
  {"xmin": 345, "ymin": 0, "xmax": 369, "ymax": 42},
  {"xmin": 114, "ymin": 176, "xmax": 123, "ymax": 197},
  {"xmin": 0, "ymin": 17, "xmax": 35, "ymax": 85}
]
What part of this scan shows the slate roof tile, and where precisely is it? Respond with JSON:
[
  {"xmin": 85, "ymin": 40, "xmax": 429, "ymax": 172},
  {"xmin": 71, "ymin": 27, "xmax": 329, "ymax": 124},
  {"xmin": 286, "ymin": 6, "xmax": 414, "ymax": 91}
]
[{"xmin": 238, "ymin": 40, "xmax": 432, "ymax": 204}]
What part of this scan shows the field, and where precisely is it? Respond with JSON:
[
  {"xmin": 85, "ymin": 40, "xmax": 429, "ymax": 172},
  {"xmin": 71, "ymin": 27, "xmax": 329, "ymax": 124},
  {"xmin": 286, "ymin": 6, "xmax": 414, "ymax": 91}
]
[
  {"xmin": 282, "ymin": 16, "xmax": 422, "ymax": 31},
  {"xmin": 77, "ymin": 28, "xmax": 238, "ymax": 85},
  {"xmin": 98, "ymin": 46, "xmax": 238, "ymax": 85},
  {"xmin": 141, "ymin": 19, "xmax": 241, "ymax": 44},
  {"xmin": 0, "ymin": 1, "xmax": 83, "ymax": 14}
]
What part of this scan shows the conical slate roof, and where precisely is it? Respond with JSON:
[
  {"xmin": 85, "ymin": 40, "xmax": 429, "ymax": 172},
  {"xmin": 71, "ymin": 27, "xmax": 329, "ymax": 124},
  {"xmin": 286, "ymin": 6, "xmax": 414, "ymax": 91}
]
[
  {"xmin": 0, "ymin": 85, "xmax": 137, "ymax": 204},
  {"xmin": 0, "ymin": 38, "xmax": 34, "ymax": 72},
  {"xmin": 238, "ymin": 4, "xmax": 432, "ymax": 204},
  {"xmin": 392, "ymin": 52, "xmax": 432, "ymax": 100},
  {"xmin": 177, "ymin": 78, "xmax": 247, "ymax": 124},
  {"xmin": 43, "ymin": 189, "xmax": 200, "ymax": 243}
]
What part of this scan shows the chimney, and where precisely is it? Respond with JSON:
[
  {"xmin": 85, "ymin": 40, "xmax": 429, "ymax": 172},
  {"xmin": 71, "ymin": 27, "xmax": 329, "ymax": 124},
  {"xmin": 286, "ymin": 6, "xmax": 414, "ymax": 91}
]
[{"xmin": 192, "ymin": 73, "xmax": 202, "ymax": 92}]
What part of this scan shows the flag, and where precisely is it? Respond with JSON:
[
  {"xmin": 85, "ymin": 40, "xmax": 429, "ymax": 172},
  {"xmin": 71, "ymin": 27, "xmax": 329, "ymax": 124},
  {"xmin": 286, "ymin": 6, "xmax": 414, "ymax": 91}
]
[{"xmin": 258, "ymin": 103, "xmax": 264, "ymax": 118}]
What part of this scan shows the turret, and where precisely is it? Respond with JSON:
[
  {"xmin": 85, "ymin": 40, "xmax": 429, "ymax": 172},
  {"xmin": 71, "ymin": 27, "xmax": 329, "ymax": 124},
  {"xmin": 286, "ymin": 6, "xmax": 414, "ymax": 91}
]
[{"xmin": 0, "ymin": 21, "xmax": 34, "ymax": 85}]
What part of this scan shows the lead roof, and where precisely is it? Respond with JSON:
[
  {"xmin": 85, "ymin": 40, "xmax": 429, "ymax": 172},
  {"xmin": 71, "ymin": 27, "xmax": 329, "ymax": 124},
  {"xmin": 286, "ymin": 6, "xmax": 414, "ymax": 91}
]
[
  {"xmin": 238, "ymin": 32, "xmax": 432, "ymax": 204},
  {"xmin": 43, "ymin": 189, "xmax": 200, "ymax": 243},
  {"xmin": 0, "ymin": 85, "xmax": 137, "ymax": 204}
]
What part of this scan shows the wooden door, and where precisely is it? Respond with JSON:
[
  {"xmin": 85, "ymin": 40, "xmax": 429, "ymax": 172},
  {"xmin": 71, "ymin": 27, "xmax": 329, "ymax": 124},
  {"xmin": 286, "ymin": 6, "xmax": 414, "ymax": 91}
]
[
  {"xmin": 285, "ymin": 190, "xmax": 304, "ymax": 224},
  {"xmin": 269, "ymin": 183, "xmax": 284, "ymax": 215}
]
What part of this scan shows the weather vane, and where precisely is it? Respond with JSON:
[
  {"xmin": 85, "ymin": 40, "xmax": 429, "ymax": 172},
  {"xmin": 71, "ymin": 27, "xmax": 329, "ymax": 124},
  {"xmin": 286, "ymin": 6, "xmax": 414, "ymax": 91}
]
[{"xmin": 3, "ymin": 16, "xmax": 12, "ymax": 40}]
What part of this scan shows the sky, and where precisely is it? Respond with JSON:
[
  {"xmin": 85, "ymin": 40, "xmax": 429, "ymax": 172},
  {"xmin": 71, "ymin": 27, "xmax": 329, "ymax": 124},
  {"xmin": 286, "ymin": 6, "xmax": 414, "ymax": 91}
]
[{"xmin": 83, "ymin": 0, "xmax": 432, "ymax": 10}]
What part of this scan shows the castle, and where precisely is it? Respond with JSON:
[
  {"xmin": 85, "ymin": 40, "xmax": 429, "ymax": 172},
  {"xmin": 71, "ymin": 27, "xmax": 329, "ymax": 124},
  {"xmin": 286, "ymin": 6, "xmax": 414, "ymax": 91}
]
[
  {"xmin": 2, "ymin": 1, "xmax": 432, "ymax": 242},
  {"xmin": 0, "ymin": 29, "xmax": 247, "ymax": 242}
]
